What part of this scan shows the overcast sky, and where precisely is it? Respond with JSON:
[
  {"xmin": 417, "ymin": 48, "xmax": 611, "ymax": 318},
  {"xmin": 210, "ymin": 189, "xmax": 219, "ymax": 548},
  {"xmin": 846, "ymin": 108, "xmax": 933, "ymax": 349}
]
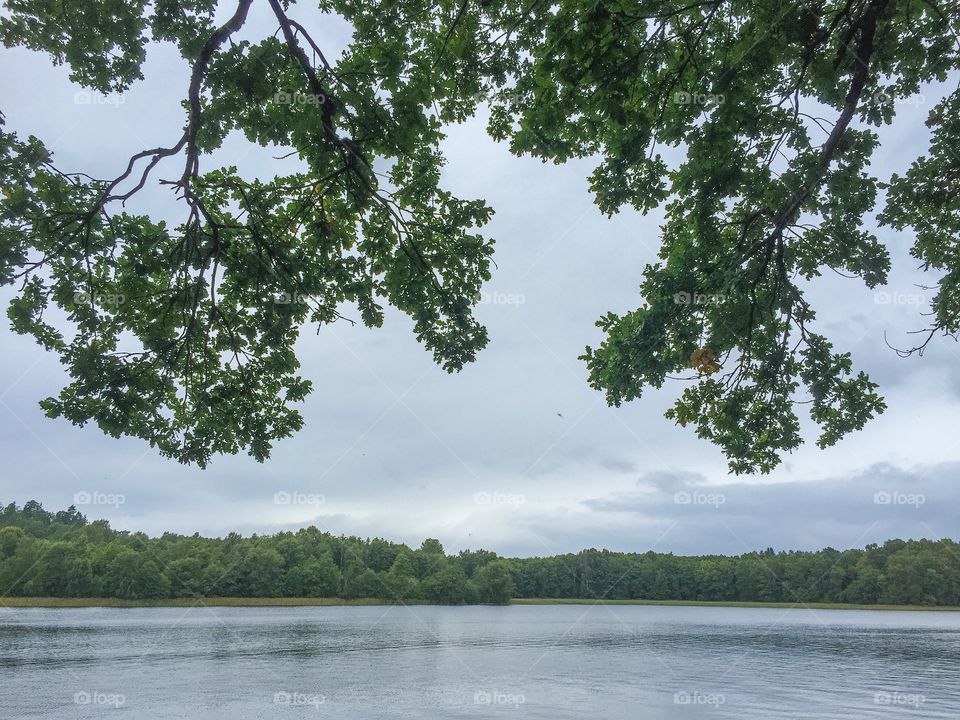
[{"xmin": 1, "ymin": 5, "xmax": 958, "ymax": 558}]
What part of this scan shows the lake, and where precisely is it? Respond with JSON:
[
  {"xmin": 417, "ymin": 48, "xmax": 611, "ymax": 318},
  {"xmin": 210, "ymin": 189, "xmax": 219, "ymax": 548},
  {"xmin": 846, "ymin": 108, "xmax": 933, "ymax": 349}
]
[{"xmin": 1, "ymin": 604, "xmax": 958, "ymax": 718}]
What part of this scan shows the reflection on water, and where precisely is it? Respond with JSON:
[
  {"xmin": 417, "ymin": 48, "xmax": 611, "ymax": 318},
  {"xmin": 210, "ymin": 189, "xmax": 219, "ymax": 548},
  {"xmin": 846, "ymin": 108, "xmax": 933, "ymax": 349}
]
[{"xmin": 1, "ymin": 604, "xmax": 958, "ymax": 718}]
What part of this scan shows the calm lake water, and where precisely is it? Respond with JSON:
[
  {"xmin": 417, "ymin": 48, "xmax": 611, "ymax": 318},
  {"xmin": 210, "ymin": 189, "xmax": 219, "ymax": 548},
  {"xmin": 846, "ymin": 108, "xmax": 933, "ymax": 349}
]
[{"xmin": 1, "ymin": 604, "xmax": 958, "ymax": 718}]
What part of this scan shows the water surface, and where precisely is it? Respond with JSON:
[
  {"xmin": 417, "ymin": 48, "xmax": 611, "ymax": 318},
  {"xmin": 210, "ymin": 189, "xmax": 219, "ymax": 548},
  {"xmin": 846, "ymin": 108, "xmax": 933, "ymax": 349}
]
[{"xmin": 1, "ymin": 604, "xmax": 957, "ymax": 718}]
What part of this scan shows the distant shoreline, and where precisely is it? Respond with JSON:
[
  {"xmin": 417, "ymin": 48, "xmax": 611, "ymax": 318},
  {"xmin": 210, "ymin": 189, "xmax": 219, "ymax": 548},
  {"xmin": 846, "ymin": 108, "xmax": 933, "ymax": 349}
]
[
  {"xmin": 510, "ymin": 598, "xmax": 960, "ymax": 611},
  {"xmin": 2, "ymin": 597, "xmax": 959, "ymax": 611}
]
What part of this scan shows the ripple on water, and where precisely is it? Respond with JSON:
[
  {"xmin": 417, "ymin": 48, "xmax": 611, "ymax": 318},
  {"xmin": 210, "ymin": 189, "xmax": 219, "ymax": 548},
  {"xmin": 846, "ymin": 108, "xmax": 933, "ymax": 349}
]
[{"xmin": 0, "ymin": 605, "xmax": 958, "ymax": 719}]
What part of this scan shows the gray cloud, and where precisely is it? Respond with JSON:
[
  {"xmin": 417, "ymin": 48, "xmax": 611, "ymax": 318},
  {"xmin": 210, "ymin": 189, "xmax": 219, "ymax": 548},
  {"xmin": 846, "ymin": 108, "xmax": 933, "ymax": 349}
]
[{"xmin": 578, "ymin": 463, "xmax": 959, "ymax": 556}]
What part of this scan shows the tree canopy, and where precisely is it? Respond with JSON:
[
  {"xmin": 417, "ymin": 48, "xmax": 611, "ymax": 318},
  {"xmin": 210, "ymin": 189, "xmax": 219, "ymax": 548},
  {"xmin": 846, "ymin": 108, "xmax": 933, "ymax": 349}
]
[
  {"xmin": 485, "ymin": 0, "xmax": 958, "ymax": 472},
  {"xmin": 1, "ymin": 0, "xmax": 495, "ymax": 466},
  {"xmin": 2, "ymin": 0, "xmax": 958, "ymax": 471}
]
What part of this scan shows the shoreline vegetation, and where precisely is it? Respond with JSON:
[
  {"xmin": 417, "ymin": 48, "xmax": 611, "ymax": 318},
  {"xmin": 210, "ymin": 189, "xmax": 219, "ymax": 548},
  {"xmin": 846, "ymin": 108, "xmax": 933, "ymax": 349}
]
[
  {"xmin": 4, "ymin": 501, "xmax": 960, "ymax": 608},
  {"xmin": 2, "ymin": 597, "xmax": 959, "ymax": 612}
]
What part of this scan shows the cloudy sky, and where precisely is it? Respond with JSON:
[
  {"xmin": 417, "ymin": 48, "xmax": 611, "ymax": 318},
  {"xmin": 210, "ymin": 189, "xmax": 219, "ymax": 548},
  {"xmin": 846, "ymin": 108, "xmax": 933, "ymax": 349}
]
[{"xmin": 0, "ymin": 5, "xmax": 958, "ymax": 558}]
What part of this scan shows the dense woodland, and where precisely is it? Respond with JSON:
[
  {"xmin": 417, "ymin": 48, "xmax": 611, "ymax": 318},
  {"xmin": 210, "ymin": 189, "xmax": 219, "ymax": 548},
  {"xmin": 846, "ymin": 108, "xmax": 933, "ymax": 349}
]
[{"xmin": 1, "ymin": 502, "xmax": 958, "ymax": 606}]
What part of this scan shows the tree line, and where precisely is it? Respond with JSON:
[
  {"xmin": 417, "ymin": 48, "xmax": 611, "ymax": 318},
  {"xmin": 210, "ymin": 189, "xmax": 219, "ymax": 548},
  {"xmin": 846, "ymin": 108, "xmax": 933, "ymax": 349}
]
[{"xmin": 1, "ymin": 501, "xmax": 957, "ymax": 606}]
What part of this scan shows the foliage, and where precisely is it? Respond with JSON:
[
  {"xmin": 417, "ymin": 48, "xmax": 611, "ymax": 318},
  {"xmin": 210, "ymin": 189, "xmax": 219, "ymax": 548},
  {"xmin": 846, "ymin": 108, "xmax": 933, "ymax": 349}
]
[
  {"xmin": 478, "ymin": 0, "xmax": 959, "ymax": 472},
  {"xmin": 0, "ymin": 0, "xmax": 494, "ymax": 466},
  {"xmin": 2, "ymin": 501, "xmax": 958, "ymax": 606},
  {"xmin": 2, "ymin": 1, "xmax": 959, "ymax": 470}
]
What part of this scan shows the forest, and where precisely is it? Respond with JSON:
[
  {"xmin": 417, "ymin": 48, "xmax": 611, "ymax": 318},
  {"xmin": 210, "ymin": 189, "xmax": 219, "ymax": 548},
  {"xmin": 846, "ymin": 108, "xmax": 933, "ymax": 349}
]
[{"xmin": 1, "ymin": 501, "xmax": 958, "ymax": 606}]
